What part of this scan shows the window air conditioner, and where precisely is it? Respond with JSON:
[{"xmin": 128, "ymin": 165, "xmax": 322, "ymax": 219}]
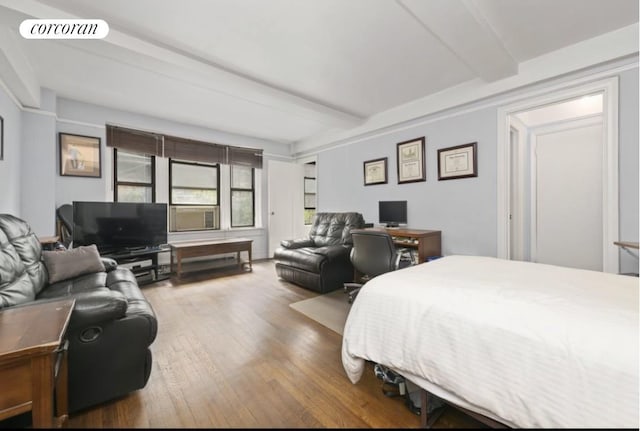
[{"xmin": 170, "ymin": 206, "xmax": 219, "ymax": 231}]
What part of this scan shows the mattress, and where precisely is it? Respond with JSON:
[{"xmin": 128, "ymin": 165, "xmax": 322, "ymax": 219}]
[{"xmin": 341, "ymin": 255, "xmax": 639, "ymax": 428}]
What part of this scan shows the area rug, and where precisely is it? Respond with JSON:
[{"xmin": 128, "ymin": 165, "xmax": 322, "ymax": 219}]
[{"xmin": 289, "ymin": 289, "xmax": 351, "ymax": 335}]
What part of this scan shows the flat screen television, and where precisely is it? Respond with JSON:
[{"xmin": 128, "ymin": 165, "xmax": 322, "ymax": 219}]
[
  {"xmin": 72, "ymin": 201, "xmax": 168, "ymax": 254},
  {"xmin": 379, "ymin": 200, "xmax": 407, "ymax": 228}
]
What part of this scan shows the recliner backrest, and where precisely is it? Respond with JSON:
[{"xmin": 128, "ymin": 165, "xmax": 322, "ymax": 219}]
[
  {"xmin": 349, "ymin": 229, "xmax": 397, "ymax": 278},
  {"xmin": 308, "ymin": 212, "xmax": 365, "ymax": 246},
  {"xmin": 0, "ymin": 214, "xmax": 47, "ymax": 308}
]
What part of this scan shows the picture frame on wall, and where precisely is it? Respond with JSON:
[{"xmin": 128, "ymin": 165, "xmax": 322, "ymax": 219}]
[
  {"xmin": 363, "ymin": 157, "xmax": 388, "ymax": 186},
  {"xmin": 437, "ymin": 142, "xmax": 478, "ymax": 180},
  {"xmin": 396, "ymin": 137, "xmax": 426, "ymax": 184},
  {"xmin": 59, "ymin": 133, "xmax": 102, "ymax": 177}
]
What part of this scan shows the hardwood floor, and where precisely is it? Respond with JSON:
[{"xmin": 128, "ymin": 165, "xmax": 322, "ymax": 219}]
[{"xmin": 60, "ymin": 260, "xmax": 484, "ymax": 428}]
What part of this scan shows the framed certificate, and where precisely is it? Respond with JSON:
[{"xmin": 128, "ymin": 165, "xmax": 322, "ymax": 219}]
[
  {"xmin": 396, "ymin": 137, "xmax": 426, "ymax": 184},
  {"xmin": 363, "ymin": 157, "xmax": 388, "ymax": 185},
  {"xmin": 437, "ymin": 142, "xmax": 477, "ymax": 180}
]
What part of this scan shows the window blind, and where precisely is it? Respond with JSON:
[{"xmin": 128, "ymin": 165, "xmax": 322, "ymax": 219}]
[
  {"xmin": 106, "ymin": 125, "xmax": 162, "ymax": 156},
  {"xmin": 164, "ymin": 135, "xmax": 227, "ymax": 165},
  {"xmin": 106, "ymin": 124, "xmax": 263, "ymax": 168},
  {"xmin": 228, "ymin": 146, "xmax": 263, "ymax": 169}
]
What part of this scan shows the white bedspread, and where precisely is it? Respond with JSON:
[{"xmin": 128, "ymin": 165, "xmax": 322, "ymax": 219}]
[{"xmin": 341, "ymin": 255, "xmax": 639, "ymax": 428}]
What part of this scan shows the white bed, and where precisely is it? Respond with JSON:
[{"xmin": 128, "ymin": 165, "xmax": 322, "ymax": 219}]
[{"xmin": 341, "ymin": 255, "xmax": 639, "ymax": 428}]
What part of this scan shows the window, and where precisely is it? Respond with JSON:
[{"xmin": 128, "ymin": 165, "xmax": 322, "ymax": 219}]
[
  {"xmin": 114, "ymin": 149, "xmax": 155, "ymax": 202},
  {"xmin": 230, "ymin": 165, "xmax": 255, "ymax": 227},
  {"xmin": 304, "ymin": 162, "xmax": 316, "ymax": 225},
  {"xmin": 169, "ymin": 160, "xmax": 219, "ymax": 231}
]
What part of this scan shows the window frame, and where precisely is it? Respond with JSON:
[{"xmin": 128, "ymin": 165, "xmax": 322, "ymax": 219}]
[
  {"xmin": 113, "ymin": 148, "xmax": 156, "ymax": 202},
  {"xmin": 230, "ymin": 165, "xmax": 255, "ymax": 228},
  {"xmin": 169, "ymin": 159, "xmax": 220, "ymax": 207}
]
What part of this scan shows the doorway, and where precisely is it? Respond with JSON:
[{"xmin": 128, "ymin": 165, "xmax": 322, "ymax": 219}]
[{"xmin": 497, "ymin": 77, "xmax": 619, "ymax": 273}]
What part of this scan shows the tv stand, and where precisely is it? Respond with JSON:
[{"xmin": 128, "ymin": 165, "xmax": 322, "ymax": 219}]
[
  {"xmin": 385, "ymin": 222, "xmax": 400, "ymax": 228},
  {"xmin": 102, "ymin": 246, "xmax": 171, "ymax": 285}
]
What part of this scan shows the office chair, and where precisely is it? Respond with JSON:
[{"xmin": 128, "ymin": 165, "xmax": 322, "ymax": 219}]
[
  {"xmin": 56, "ymin": 204, "xmax": 73, "ymax": 248},
  {"xmin": 344, "ymin": 229, "xmax": 411, "ymax": 303}
]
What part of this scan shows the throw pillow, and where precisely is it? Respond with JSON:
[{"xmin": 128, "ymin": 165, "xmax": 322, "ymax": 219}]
[{"xmin": 42, "ymin": 244, "xmax": 106, "ymax": 284}]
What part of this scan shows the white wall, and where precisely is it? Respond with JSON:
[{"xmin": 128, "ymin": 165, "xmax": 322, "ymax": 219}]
[
  {"xmin": 318, "ymin": 107, "xmax": 497, "ymax": 257},
  {"xmin": 618, "ymin": 67, "xmax": 639, "ymax": 274},
  {"xmin": 0, "ymin": 83, "xmax": 21, "ymax": 215},
  {"xmin": 314, "ymin": 65, "xmax": 639, "ymax": 273}
]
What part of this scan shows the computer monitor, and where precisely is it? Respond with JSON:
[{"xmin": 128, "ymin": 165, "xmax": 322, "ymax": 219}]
[{"xmin": 378, "ymin": 200, "xmax": 407, "ymax": 228}]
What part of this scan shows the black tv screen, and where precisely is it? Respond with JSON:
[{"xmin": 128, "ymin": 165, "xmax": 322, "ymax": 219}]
[
  {"xmin": 72, "ymin": 201, "xmax": 168, "ymax": 253},
  {"xmin": 379, "ymin": 200, "xmax": 407, "ymax": 227}
]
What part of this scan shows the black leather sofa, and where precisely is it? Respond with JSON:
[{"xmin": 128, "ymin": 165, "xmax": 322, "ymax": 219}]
[
  {"xmin": 0, "ymin": 214, "xmax": 157, "ymax": 413},
  {"xmin": 274, "ymin": 212, "xmax": 365, "ymax": 293}
]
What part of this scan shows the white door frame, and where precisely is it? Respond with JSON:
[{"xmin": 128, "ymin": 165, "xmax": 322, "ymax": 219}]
[
  {"xmin": 497, "ymin": 76, "xmax": 619, "ymax": 273},
  {"xmin": 509, "ymin": 117, "xmax": 527, "ymax": 261}
]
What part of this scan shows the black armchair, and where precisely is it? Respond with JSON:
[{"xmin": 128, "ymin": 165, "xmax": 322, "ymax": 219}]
[
  {"xmin": 274, "ymin": 212, "xmax": 365, "ymax": 293},
  {"xmin": 0, "ymin": 213, "xmax": 157, "ymax": 413}
]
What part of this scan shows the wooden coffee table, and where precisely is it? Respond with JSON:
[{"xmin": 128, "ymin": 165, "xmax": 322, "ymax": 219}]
[
  {"xmin": 170, "ymin": 238, "xmax": 253, "ymax": 279},
  {"xmin": 0, "ymin": 299, "xmax": 74, "ymax": 428}
]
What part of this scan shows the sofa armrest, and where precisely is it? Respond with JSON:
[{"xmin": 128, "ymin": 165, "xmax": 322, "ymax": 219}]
[
  {"xmin": 100, "ymin": 257, "xmax": 118, "ymax": 272},
  {"xmin": 63, "ymin": 289, "xmax": 128, "ymax": 331},
  {"xmin": 312, "ymin": 244, "xmax": 351, "ymax": 261},
  {"xmin": 280, "ymin": 238, "xmax": 315, "ymax": 249}
]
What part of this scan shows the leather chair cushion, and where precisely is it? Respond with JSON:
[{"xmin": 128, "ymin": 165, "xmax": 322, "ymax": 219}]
[
  {"xmin": 274, "ymin": 247, "xmax": 327, "ymax": 273},
  {"xmin": 42, "ymin": 244, "xmax": 106, "ymax": 284}
]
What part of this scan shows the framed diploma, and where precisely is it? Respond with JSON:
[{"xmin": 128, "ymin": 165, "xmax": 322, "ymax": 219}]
[
  {"xmin": 396, "ymin": 137, "xmax": 426, "ymax": 184},
  {"xmin": 437, "ymin": 142, "xmax": 477, "ymax": 180},
  {"xmin": 363, "ymin": 157, "xmax": 388, "ymax": 185}
]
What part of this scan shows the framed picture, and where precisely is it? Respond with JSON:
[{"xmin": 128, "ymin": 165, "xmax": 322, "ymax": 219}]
[
  {"xmin": 0, "ymin": 116, "xmax": 3, "ymax": 161},
  {"xmin": 396, "ymin": 137, "xmax": 425, "ymax": 184},
  {"xmin": 437, "ymin": 142, "xmax": 477, "ymax": 180},
  {"xmin": 363, "ymin": 157, "xmax": 387, "ymax": 185},
  {"xmin": 59, "ymin": 133, "xmax": 102, "ymax": 177}
]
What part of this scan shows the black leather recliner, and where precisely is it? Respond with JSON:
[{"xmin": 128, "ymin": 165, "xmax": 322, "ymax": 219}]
[
  {"xmin": 274, "ymin": 212, "xmax": 365, "ymax": 293},
  {"xmin": 0, "ymin": 214, "xmax": 157, "ymax": 413}
]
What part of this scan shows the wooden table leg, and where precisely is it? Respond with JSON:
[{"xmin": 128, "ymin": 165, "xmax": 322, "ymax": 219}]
[
  {"xmin": 31, "ymin": 355, "xmax": 54, "ymax": 428},
  {"xmin": 176, "ymin": 251, "xmax": 182, "ymax": 279},
  {"xmin": 248, "ymin": 246, "xmax": 252, "ymax": 271},
  {"xmin": 55, "ymin": 346, "xmax": 69, "ymax": 427}
]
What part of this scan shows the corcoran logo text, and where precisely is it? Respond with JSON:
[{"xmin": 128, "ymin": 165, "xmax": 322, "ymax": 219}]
[{"xmin": 19, "ymin": 19, "xmax": 109, "ymax": 39}]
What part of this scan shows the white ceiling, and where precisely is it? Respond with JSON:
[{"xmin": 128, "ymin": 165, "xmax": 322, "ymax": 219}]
[{"xmin": 0, "ymin": 0, "xmax": 637, "ymax": 149}]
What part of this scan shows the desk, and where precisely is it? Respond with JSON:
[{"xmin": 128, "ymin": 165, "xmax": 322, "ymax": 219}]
[
  {"xmin": 366, "ymin": 227, "xmax": 442, "ymax": 264},
  {"xmin": 170, "ymin": 238, "xmax": 253, "ymax": 279},
  {"xmin": 38, "ymin": 236, "xmax": 60, "ymax": 251},
  {"xmin": 0, "ymin": 299, "xmax": 74, "ymax": 428}
]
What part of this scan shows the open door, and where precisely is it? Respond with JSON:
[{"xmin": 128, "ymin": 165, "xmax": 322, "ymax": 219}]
[{"xmin": 267, "ymin": 160, "xmax": 304, "ymax": 257}]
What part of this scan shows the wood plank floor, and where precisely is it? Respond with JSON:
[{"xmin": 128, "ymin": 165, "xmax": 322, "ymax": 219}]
[{"xmin": 56, "ymin": 260, "xmax": 484, "ymax": 428}]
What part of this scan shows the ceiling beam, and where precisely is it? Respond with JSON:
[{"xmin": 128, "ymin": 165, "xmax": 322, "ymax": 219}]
[
  {"xmin": 0, "ymin": 25, "xmax": 40, "ymax": 107},
  {"xmin": 397, "ymin": 0, "xmax": 518, "ymax": 82},
  {"xmin": 0, "ymin": 0, "xmax": 363, "ymax": 129}
]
